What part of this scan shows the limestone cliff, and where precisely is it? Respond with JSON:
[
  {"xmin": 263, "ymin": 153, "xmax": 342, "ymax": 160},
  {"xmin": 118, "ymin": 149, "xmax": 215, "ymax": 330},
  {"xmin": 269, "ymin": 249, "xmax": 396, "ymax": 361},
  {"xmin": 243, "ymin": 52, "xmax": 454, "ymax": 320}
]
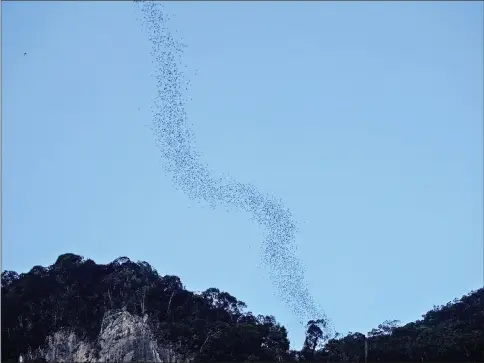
[{"xmin": 21, "ymin": 310, "xmax": 186, "ymax": 363}]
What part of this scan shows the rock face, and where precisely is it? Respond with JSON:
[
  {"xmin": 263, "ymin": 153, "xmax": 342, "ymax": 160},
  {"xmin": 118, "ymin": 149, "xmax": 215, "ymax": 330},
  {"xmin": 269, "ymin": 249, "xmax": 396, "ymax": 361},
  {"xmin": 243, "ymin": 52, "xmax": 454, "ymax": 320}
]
[
  {"xmin": 23, "ymin": 310, "xmax": 183, "ymax": 362},
  {"xmin": 97, "ymin": 310, "xmax": 161, "ymax": 362}
]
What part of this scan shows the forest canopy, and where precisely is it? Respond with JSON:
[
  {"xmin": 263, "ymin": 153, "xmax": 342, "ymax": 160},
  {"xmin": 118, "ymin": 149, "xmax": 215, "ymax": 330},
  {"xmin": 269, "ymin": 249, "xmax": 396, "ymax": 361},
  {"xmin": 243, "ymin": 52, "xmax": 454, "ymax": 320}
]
[{"xmin": 2, "ymin": 253, "xmax": 483, "ymax": 362}]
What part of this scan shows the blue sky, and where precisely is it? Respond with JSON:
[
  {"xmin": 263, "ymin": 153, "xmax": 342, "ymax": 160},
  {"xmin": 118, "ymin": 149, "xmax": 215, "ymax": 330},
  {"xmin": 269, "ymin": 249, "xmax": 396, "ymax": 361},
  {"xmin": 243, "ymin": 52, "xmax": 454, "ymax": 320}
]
[{"xmin": 2, "ymin": 1, "xmax": 483, "ymax": 349}]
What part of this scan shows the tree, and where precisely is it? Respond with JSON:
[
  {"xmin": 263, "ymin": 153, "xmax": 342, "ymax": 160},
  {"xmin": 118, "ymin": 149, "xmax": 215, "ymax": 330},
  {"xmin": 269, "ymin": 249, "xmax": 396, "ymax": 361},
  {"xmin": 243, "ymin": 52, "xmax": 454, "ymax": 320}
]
[{"xmin": 301, "ymin": 319, "xmax": 327, "ymax": 360}]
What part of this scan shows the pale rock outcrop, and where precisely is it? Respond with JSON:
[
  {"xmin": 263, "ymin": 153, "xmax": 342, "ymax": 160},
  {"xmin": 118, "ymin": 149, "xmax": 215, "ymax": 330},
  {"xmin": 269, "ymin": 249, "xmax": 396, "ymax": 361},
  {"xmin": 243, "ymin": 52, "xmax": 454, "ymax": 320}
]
[{"xmin": 24, "ymin": 309, "xmax": 187, "ymax": 363}]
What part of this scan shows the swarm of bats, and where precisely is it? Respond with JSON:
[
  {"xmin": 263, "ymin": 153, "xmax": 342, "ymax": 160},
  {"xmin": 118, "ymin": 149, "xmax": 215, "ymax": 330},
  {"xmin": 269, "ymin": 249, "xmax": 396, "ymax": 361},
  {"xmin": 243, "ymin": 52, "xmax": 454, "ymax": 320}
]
[{"xmin": 135, "ymin": 0, "xmax": 332, "ymax": 336}]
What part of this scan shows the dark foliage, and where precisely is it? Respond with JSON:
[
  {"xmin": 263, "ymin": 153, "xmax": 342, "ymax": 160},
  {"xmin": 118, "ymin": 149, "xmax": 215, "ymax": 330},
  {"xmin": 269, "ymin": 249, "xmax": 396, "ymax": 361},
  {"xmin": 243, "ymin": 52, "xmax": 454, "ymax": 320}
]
[
  {"xmin": 1, "ymin": 254, "xmax": 290, "ymax": 362},
  {"xmin": 310, "ymin": 290, "xmax": 484, "ymax": 362},
  {"xmin": 2, "ymin": 253, "xmax": 483, "ymax": 362}
]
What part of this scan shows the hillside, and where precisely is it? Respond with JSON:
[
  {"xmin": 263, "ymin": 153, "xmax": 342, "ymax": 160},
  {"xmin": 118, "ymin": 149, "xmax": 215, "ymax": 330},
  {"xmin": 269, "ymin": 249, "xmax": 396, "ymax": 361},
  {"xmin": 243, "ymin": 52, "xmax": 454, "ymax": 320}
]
[{"xmin": 2, "ymin": 253, "xmax": 482, "ymax": 362}]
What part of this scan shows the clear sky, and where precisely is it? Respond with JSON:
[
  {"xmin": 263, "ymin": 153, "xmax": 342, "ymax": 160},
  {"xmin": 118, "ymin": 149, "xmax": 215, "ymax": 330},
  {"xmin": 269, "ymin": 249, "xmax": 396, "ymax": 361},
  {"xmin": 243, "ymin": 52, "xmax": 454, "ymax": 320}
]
[{"xmin": 2, "ymin": 1, "xmax": 483, "ymax": 349}]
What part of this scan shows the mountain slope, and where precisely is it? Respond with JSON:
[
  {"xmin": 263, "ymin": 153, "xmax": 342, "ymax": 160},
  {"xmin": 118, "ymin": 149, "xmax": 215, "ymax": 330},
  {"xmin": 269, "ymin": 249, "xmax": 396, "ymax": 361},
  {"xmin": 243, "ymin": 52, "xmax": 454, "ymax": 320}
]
[
  {"xmin": 2, "ymin": 253, "xmax": 290, "ymax": 362},
  {"xmin": 2, "ymin": 253, "xmax": 482, "ymax": 362}
]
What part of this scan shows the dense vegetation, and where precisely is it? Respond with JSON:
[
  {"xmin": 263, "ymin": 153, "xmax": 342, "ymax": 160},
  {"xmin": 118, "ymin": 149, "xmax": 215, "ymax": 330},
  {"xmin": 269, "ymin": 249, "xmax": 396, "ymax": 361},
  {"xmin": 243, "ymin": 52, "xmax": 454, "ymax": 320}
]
[{"xmin": 2, "ymin": 253, "xmax": 483, "ymax": 362}]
